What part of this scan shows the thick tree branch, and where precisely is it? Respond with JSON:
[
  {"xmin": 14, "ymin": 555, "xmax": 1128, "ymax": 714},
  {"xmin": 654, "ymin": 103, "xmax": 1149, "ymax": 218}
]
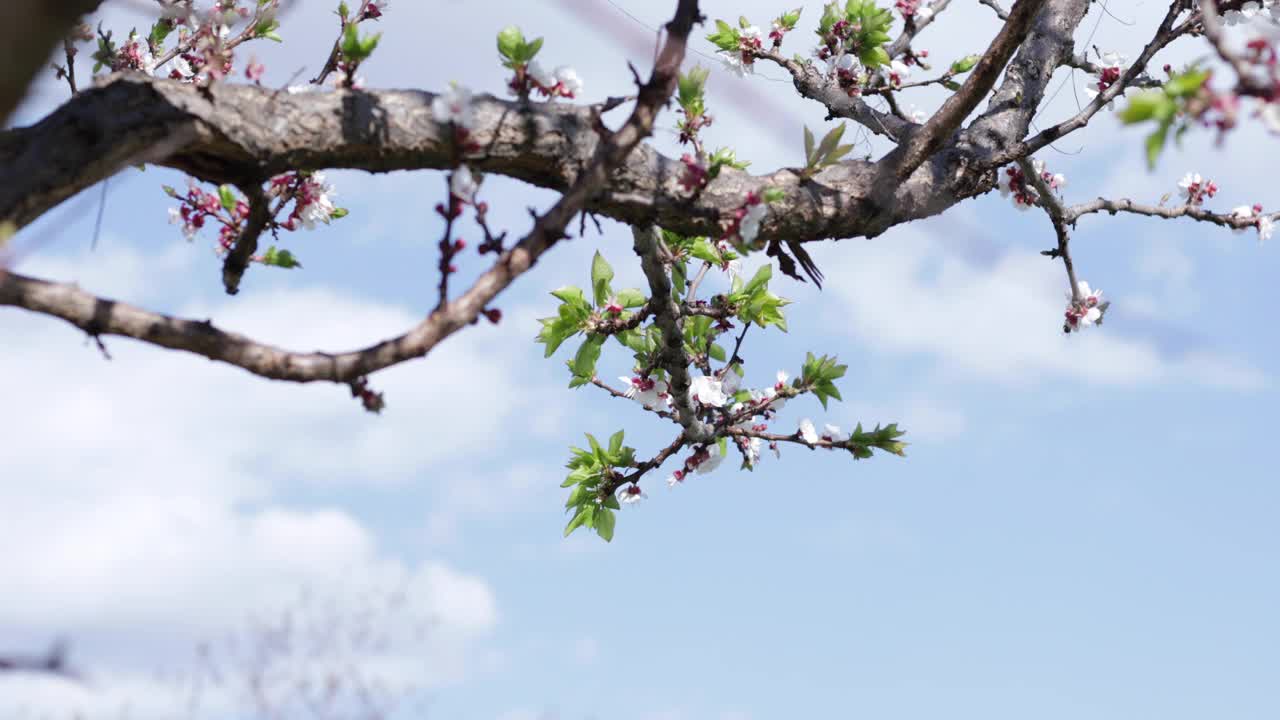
[
  {"xmin": 986, "ymin": 1, "xmax": 1192, "ymax": 166},
  {"xmin": 0, "ymin": 72, "xmax": 993, "ymax": 248},
  {"xmin": 0, "ymin": 0, "xmax": 104, "ymax": 125},
  {"xmin": 0, "ymin": 0, "xmax": 704, "ymax": 387},
  {"xmin": 633, "ymin": 225, "xmax": 713, "ymax": 443},
  {"xmin": 961, "ymin": 0, "xmax": 1091, "ymax": 158},
  {"xmin": 880, "ymin": 0, "xmax": 1049, "ymax": 181}
]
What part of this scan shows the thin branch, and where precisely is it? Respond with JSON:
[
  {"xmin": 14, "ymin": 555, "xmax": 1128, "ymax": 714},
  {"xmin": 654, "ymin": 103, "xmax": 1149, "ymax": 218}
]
[
  {"xmin": 221, "ymin": 184, "xmax": 272, "ymax": 295},
  {"xmin": 886, "ymin": 0, "xmax": 954, "ymax": 58},
  {"xmin": 1019, "ymin": 158, "xmax": 1080, "ymax": 300},
  {"xmin": 977, "ymin": 0, "xmax": 1011, "ymax": 20},
  {"xmin": 589, "ymin": 377, "xmax": 676, "ymax": 421},
  {"xmin": 633, "ymin": 225, "xmax": 713, "ymax": 443},
  {"xmin": 985, "ymin": 1, "xmax": 1192, "ymax": 166},
  {"xmin": 755, "ymin": 49, "xmax": 912, "ymax": 142},
  {"xmin": 1065, "ymin": 197, "xmax": 1277, "ymax": 230}
]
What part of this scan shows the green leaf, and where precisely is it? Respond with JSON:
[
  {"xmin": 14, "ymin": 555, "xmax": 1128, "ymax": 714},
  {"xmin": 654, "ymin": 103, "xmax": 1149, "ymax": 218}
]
[
  {"xmin": 217, "ymin": 185, "xmax": 237, "ymax": 212},
  {"xmin": 254, "ymin": 18, "xmax": 282, "ymax": 42},
  {"xmin": 762, "ymin": 187, "xmax": 785, "ymax": 204},
  {"xmin": 261, "ymin": 246, "xmax": 302, "ymax": 269},
  {"xmin": 949, "ymin": 54, "xmax": 980, "ymax": 75},
  {"xmin": 706, "ymin": 19, "xmax": 741, "ymax": 51},
  {"xmin": 595, "ymin": 506, "xmax": 616, "ymax": 542},
  {"xmin": 1144, "ymin": 123, "xmax": 1169, "ymax": 170},
  {"xmin": 564, "ymin": 506, "xmax": 591, "ymax": 537},
  {"xmin": 743, "ymin": 263, "xmax": 772, "ymax": 296},
  {"xmin": 497, "ymin": 25, "xmax": 524, "ymax": 62},
  {"xmin": 1164, "ymin": 67, "xmax": 1209, "ymax": 98},
  {"xmin": 551, "ymin": 285, "xmax": 588, "ymax": 308},
  {"xmin": 608, "ymin": 429, "xmax": 625, "ymax": 457},
  {"xmin": 814, "ymin": 123, "xmax": 847, "ymax": 166},
  {"xmin": 591, "ymin": 251, "xmax": 615, "ymax": 306},
  {"xmin": 709, "ymin": 343, "xmax": 727, "ymax": 362},
  {"xmin": 571, "ymin": 335, "xmax": 605, "ymax": 380},
  {"xmin": 942, "ymin": 79, "xmax": 963, "ymax": 92},
  {"xmin": 1119, "ymin": 91, "xmax": 1170, "ymax": 124},
  {"xmin": 779, "ymin": 8, "xmax": 803, "ymax": 30},
  {"xmin": 522, "ymin": 36, "xmax": 544, "ymax": 63},
  {"xmin": 860, "ymin": 45, "xmax": 891, "ymax": 69},
  {"xmin": 615, "ymin": 288, "xmax": 647, "ymax": 308},
  {"xmin": 803, "ymin": 125, "xmax": 816, "ymax": 163}
]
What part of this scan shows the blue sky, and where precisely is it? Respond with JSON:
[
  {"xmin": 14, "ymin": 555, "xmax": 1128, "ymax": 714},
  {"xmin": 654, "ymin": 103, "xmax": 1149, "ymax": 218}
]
[{"xmin": 2, "ymin": 1, "xmax": 1278, "ymax": 719}]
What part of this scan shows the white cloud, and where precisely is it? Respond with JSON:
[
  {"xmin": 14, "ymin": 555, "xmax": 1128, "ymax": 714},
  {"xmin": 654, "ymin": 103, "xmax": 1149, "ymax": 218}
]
[
  {"xmin": 0, "ymin": 245, "xmax": 544, "ymax": 715},
  {"xmin": 821, "ymin": 223, "xmax": 1267, "ymax": 390}
]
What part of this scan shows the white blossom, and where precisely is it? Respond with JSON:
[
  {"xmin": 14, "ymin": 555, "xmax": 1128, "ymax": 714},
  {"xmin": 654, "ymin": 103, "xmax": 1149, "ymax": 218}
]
[
  {"xmin": 696, "ymin": 445, "xmax": 724, "ymax": 474},
  {"xmin": 1258, "ymin": 214, "xmax": 1274, "ymax": 242},
  {"xmin": 823, "ymin": 424, "xmax": 848, "ymax": 443},
  {"xmin": 297, "ymin": 173, "xmax": 337, "ymax": 229},
  {"xmin": 449, "ymin": 165, "xmax": 479, "ymax": 203},
  {"xmin": 799, "ymin": 418, "xmax": 819, "ymax": 444},
  {"xmin": 1224, "ymin": 1, "xmax": 1262, "ymax": 25},
  {"xmin": 618, "ymin": 484, "xmax": 646, "ymax": 504},
  {"xmin": 554, "ymin": 65, "xmax": 583, "ymax": 97},
  {"xmin": 432, "ymin": 82, "xmax": 475, "ymax": 129},
  {"xmin": 739, "ymin": 202, "xmax": 768, "ymax": 244},
  {"xmin": 720, "ymin": 52, "xmax": 751, "ymax": 78},
  {"xmin": 689, "ymin": 375, "xmax": 727, "ymax": 407}
]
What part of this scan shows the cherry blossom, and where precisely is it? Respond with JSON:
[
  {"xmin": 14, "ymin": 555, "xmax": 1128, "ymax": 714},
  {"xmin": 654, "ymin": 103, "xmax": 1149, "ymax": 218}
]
[
  {"xmin": 694, "ymin": 444, "xmax": 724, "ymax": 474},
  {"xmin": 1177, "ymin": 172, "xmax": 1218, "ymax": 205},
  {"xmin": 363, "ymin": 0, "xmax": 390, "ymax": 20},
  {"xmin": 621, "ymin": 376, "xmax": 671, "ymax": 410},
  {"xmin": 799, "ymin": 418, "xmax": 819, "ymax": 444},
  {"xmin": 666, "ymin": 469, "xmax": 686, "ymax": 487},
  {"xmin": 822, "ymin": 424, "xmax": 848, "ymax": 443},
  {"xmin": 738, "ymin": 200, "xmax": 768, "ymax": 244},
  {"xmin": 887, "ymin": 60, "xmax": 911, "ymax": 87},
  {"xmin": 432, "ymin": 82, "xmax": 476, "ymax": 129},
  {"xmin": 1084, "ymin": 51, "xmax": 1127, "ymax": 110},
  {"xmin": 554, "ymin": 66, "xmax": 584, "ymax": 98},
  {"xmin": 618, "ymin": 484, "xmax": 646, "ymax": 504},
  {"xmin": 449, "ymin": 166, "xmax": 480, "ymax": 204},
  {"xmin": 294, "ymin": 173, "xmax": 337, "ymax": 229},
  {"xmin": 1064, "ymin": 281, "xmax": 1105, "ymax": 333},
  {"xmin": 689, "ymin": 375, "xmax": 728, "ymax": 407},
  {"xmin": 1224, "ymin": 1, "xmax": 1262, "ymax": 25}
]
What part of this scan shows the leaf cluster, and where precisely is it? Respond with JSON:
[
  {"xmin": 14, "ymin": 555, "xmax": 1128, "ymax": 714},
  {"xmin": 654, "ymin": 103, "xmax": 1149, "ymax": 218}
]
[{"xmin": 562, "ymin": 431, "xmax": 636, "ymax": 541}]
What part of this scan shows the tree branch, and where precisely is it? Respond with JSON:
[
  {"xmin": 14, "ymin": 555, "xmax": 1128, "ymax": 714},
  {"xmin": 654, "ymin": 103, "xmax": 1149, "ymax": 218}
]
[
  {"xmin": 0, "ymin": 0, "xmax": 705, "ymax": 388},
  {"xmin": 633, "ymin": 225, "xmax": 713, "ymax": 443},
  {"xmin": 880, "ymin": 0, "xmax": 1049, "ymax": 181}
]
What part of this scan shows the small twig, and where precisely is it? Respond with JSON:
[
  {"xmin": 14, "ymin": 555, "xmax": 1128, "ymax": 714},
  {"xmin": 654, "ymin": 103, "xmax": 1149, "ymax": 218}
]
[
  {"xmin": 685, "ymin": 261, "xmax": 711, "ymax": 301},
  {"xmin": 1019, "ymin": 158, "xmax": 1079, "ymax": 300},
  {"xmin": 221, "ymin": 183, "xmax": 271, "ymax": 295},
  {"xmin": 976, "ymin": 0, "xmax": 1011, "ymax": 20}
]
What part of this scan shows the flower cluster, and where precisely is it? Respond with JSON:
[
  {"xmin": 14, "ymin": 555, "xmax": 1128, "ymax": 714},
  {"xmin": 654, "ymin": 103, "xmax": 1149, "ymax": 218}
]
[
  {"xmin": 721, "ymin": 25, "xmax": 764, "ymax": 78},
  {"xmin": 167, "ymin": 178, "xmax": 235, "ymax": 244},
  {"xmin": 998, "ymin": 160, "xmax": 1064, "ymax": 210},
  {"xmin": 798, "ymin": 418, "xmax": 848, "ymax": 444},
  {"xmin": 895, "ymin": 0, "xmax": 934, "ymax": 23},
  {"xmin": 621, "ymin": 376, "xmax": 672, "ymax": 411},
  {"xmin": 521, "ymin": 62, "xmax": 584, "ymax": 99},
  {"xmin": 1084, "ymin": 51, "xmax": 1127, "ymax": 109},
  {"xmin": 1230, "ymin": 204, "xmax": 1275, "ymax": 242},
  {"xmin": 268, "ymin": 172, "xmax": 340, "ymax": 230},
  {"xmin": 1175, "ymin": 172, "xmax": 1218, "ymax": 205},
  {"xmin": 1064, "ymin": 281, "xmax": 1107, "ymax": 333},
  {"xmin": 678, "ymin": 154, "xmax": 709, "ymax": 192},
  {"xmin": 1223, "ymin": 1, "xmax": 1280, "ymax": 25},
  {"xmin": 724, "ymin": 192, "xmax": 770, "ymax": 245}
]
